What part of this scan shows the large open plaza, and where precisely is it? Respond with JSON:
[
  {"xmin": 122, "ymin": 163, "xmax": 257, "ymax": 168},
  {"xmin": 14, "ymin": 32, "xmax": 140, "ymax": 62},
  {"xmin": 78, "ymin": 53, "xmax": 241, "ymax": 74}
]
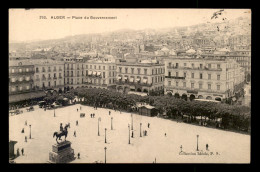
[{"xmin": 9, "ymin": 104, "xmax": 250, "ymax": 163}]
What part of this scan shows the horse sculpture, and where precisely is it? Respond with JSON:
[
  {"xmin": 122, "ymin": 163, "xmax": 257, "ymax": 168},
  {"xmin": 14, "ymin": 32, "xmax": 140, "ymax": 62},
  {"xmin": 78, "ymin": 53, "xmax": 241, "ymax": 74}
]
[{"xmin": 53, "ymin": 124, "xmax": 69, "ymax": 144}]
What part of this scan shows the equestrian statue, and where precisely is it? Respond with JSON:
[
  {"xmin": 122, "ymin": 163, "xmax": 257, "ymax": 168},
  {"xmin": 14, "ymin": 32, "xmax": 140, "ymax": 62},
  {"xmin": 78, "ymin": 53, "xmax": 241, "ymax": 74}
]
[{"xmin": 53, "ymin": 123, "xmax": 69, "ymax": 144}]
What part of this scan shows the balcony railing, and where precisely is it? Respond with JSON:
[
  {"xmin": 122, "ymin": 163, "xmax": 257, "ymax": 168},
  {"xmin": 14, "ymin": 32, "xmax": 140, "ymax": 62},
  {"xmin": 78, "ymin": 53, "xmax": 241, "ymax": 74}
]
[
  {"xmin": 53, "ymin": 77, "xmax": 57, "ymax": 80},
  {"xmin": 59, "ymin": 76, "xmax": 62, "ymax": 79},
  {"xmin": 167, "ymin": 66, "xmax": 222, "ymax": 71},
  {"xmin": 116, "ymin": 81, "xmax": 152, "ymax": 87},
  {"xmin": 165, "ymin": 76, "xmax": 185, "ymax": 79},
  {"xmin": 86, "ymin": 75, "xmax": 102, "ymax": 78},
  {"xmin": 9, "ymin": 71, "xmax": 35, "ymax": 75},
  {"xmin": 48, "ymin": 77, "xmax": 52, "ymax": 80},
  {"xmin": 42, "ymin": 78, "xmax": 46, "ymax": 81},
  {"xmin": 9, "ymin": 79, "xmax": 33, "ymax": 85}
]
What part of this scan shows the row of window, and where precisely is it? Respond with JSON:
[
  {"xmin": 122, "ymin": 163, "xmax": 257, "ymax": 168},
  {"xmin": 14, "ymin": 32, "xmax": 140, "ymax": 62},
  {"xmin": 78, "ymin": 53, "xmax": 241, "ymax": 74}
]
[
  {"xmin": 168, "ymin": 62, "xmax": 221, "ymax": 69},
  {"xmin": 118, "ymin": 67, "xmax": 164, "ymax": 75},
  {"xmin": 85, "ymin": 65, "xmax": 116, "ymax": 70},
  {"xmin": 168, "ymin": 72, "xmax": 221, "ymax": 80},
  {"xmin": 85, "ymin": 78, "xmax": 107, "ymax": 85},
  {"xmin": 118, "ymin": 75, "xmax": 164, "ymax": 84},
  {"xmin": 167, "ymin": 81, "xmax": 221, "ymax": 91},
  {"xmin": 36, "ymin": 73, "xmax": 62, "ymax": 79},
  {"xmin": 36, "ymin": 66, "xmax": 62, "ymax": 73},
  {"xmin": 10, "ymin": 76, "xmax": 31, "ymax": 82},
  {"xmin": 11, "ymin": 68, "xmax": 32, "ymax": 73},
  {"xmin": 39, "ymin": 80, "xmax": 62, "ymax": 87},
  {"xmin": 11, "ymin": 85, "xmax": 30, "ymax": 92},
  {"xmin": 66, "ymin": 78, "xmax": 84, "ymax": 85}
]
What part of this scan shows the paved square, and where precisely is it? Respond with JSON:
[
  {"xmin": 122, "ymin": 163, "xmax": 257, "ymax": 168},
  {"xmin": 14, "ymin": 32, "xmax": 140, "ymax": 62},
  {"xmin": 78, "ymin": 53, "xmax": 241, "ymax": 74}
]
[{"xmin": 9, "ymin": 104, "xmax": 250, "ymax": 163}]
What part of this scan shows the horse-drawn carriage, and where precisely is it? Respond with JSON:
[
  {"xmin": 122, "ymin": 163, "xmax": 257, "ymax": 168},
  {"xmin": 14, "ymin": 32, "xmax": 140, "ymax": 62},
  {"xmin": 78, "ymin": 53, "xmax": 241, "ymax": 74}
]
[
  {"xmin": 80, "ymin": 113, "xmax": 85, "ymax": 118},
  {"xmin": 26, "ymin": 106, "xmax": 34, "ymax": 112}
]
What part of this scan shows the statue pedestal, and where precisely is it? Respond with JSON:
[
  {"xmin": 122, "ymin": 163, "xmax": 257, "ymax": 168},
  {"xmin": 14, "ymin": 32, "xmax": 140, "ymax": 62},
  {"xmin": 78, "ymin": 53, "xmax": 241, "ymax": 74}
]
[{"xmin": 48, "ymin": 141, "xmax": 75, "ymax": 163}]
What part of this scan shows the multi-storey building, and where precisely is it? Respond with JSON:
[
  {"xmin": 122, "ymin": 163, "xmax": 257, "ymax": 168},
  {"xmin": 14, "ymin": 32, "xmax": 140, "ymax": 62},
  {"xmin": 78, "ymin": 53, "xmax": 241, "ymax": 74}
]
[
  {"xmin": 115, "ymin": 59, "xmax": 165, "ymax": 94},
  {"xmin": 201, "ymin": 53, "xmax": 251, "ymax": 81},
  {"xmin": 9, "ymin": 60, "xmax": 39, "ymax": 103},
  {"xmin": 64, "ymin": 57, "xmax": 85, "ymax": 92},
  {"xmin": 84, "ymin": 59, "xmax": 117, "ymax": 89},
  {"xmin": 33, "ymin": 59, "xmax": 65, "ymax": 95},
  {"xmin": 164, "ymin": 57, "xmax": 245, "ymax": 101}
]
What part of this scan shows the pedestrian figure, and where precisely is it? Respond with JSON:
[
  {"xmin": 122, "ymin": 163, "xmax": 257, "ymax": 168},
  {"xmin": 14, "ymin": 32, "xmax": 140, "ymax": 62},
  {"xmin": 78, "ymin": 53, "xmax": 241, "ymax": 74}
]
[
  {"xmin": 76, "ymin": 120, "xmax": 78, "ymax": 126},
  {"xmin": 21, "ymin": 148, "xmax": 24, "ymax": 156},
  {"xmin": 25, "ymin": 120, "xmax": 27, "ymax": 126},
  {"xmin": 17, "ymin": 148, "xmax": 20, "ymax": 157},
  {"xmin": 77, "ymin": 108, "xmax": 78, "ymax": 112},
  {"xmin": 21, "ymin": 128, "xmax": 24, "ymax": 133},
  {"xmin": 60, "ymin": 123, "xmax": 63, "ymax": 131},
  {"xmin": 25, "ymin": 136, "xmax": 27, "ymax": 142},
  {"xmin": 74, "ymin": 131, "xmax": 76, "ymax": 137},
  {"xmin": 109, "ymin": 111, "xmax": 111, "ymax": 115},
  {"xmin": 78, "ymin": 152, "xmax": 80, "ymax": 159},
  {"xmin": 91, "ymin": 114, "xmax": 93, "ymax": 118},
  {"xmin": 131, "ymin": 131, "xmax": 134, "ymax": 138},
  {"xmin": 93, "ymin": 113, "xmax": 95, "ymax": 118},
  {"xmin": 148, "ymin": 123, "xmax": 150, "ymax": 128},
  {"xmin": 165, "ymin": 133, "xmax": 167, "ymax": 137},
  {"xmin": 206, "ymin": 144, "xmax": 209, "ymax": 151}
]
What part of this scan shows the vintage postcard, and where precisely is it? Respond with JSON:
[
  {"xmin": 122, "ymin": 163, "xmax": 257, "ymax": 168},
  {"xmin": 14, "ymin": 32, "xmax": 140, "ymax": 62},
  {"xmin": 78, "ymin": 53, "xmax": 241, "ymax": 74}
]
[{"xmin": 9, "ymin": 8, "xmax": 251, "ymax": 163}]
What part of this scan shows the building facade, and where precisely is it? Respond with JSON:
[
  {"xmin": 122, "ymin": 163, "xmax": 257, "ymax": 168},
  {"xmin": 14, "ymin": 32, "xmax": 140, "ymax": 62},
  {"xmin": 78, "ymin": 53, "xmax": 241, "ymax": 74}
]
[
  {"xmin": 115, "ymin": 59, "xmax": 165, "ymax": 94},
  {"xmin": 33, "ymin": 59, "xmax": 65, "ymax": 95},
  {"xmin": 64, "ymin": 57, "xmax": 85, "ymax": 92},
  {"xmin": 84, "ymin": 60, "xmax": 117, "ymax": 89},
  {"xmin": 201, "ymin": 53, "xmax": 251, "ymax": 81},
  {"xmin": 164, "ymin": 57, "xmax": 245, "ymax": 101},
  {"xmin": 9, "ymin": 60, "xmax": 35, "ymax": 94}
]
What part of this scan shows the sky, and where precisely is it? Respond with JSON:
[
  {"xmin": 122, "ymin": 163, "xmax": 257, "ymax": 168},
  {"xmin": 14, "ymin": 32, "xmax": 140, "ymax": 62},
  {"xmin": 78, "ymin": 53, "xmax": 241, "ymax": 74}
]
[{"xmin": 9, "ymin": 8, "xmax": 251, "ymax": 43}]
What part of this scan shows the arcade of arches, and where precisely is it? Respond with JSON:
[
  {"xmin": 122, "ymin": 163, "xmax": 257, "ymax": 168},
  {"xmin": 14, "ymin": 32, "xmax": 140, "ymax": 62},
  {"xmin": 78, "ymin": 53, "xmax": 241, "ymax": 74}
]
[{"xmin": 166, "ymin": 91, "xmax": 222, "ymax": 101}]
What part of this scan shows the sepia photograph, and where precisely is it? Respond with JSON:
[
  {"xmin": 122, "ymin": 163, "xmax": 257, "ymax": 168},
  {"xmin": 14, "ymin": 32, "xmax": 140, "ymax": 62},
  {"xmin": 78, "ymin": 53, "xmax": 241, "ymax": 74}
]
[{"xmin": 8, "ymin": 8, "xmax": 251, "ymax": 164}]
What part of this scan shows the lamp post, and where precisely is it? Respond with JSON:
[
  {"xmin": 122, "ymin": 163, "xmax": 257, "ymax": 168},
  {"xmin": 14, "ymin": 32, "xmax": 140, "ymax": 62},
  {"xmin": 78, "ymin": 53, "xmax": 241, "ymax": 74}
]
[
  {"xmin": 111, "ymin": 117, "xmax": 113, "ymax": 130},
  {"xmin": 29, "ymin": 125, "xmax": 31, "ymax": 139},
  {"xmin": 197, "ymin": 135, "xmax": 199, "ymax": 151},
  {"xmin": 104, "ymin": 147, "xmax": 107, "ymax": 164},
  {"xmin": 105, "ymin": 128, "xmax": 107, "ymax": 143},
  {"xmin": 98, "ymin": 117, "xmax": 101, "ymax": 136},
  {"xmin": 131, "ymin": 114, "xmax": 133, "ymax": 130},
  {"xmin": 140, "ymin": 123, "xmax": 142, "ymax": 137},
  {"xmin": 128, "ymin": 124, "xmax": 130, "ymax": 144}
]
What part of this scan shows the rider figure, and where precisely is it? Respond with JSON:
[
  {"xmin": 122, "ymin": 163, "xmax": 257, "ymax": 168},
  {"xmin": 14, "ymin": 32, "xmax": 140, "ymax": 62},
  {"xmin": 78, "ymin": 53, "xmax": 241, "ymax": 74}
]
[{"xmin": 60, "ymin": 123, "xmax": 63, "ymax": 132}]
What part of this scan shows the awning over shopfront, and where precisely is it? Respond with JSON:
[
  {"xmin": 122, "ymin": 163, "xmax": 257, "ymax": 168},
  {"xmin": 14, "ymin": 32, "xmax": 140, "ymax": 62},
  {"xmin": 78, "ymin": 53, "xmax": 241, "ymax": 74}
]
[
  {"xmin": 130, "ymin": 85, "xmax": 135, "ymax": 89},
  {"xmin": 93, "ymin": 71, "xmax": 97, "ymax": 75},
  {"xmin": 97, "ymin": 72, "xmax": 101, "ymax": 76},
  {"xmin": 129, "ymin": 78, "xmax": 134, "ymax": 82},
  {"xmin": 136, "ymin": 78, "xmax": 140, "ymax": 82},
  {"xmin": 88, "ymin": 71, "xmax": 93, "ymax": 75},
  {"xmin": 124, "ymin": 77, "xmax": 128, "ymax": 80},
  {"xmin": 117, "ymin": 76, "xmax": 122, "ymax": 80},
  {"xmin": 143, "ymin": 79, "xmax": 148, "ymax": 83}
]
